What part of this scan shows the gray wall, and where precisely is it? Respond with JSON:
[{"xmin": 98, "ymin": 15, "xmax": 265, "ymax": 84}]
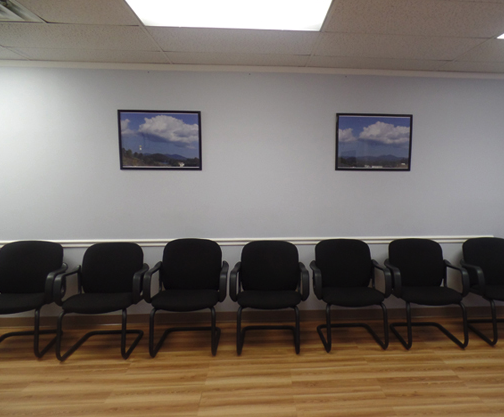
[{"xmin": 1, "ymin": 66, "xmax": 504, "ymax": 315}]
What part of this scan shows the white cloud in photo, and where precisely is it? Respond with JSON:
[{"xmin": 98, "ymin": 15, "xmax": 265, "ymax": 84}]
[
  {"xmin": 338, "ymin": 128, "xmax": 357, "ymax": 143},
  {"xmin": 121, "ymin": 118, "xmax": 135, "ymax": 135},
  {"xmin": 359, "ymin": 121, "xmax": 410, "ymax": 146},
  {"xmin": 138, "ymin": 115, "xmax": 199, "ymax": 149}
]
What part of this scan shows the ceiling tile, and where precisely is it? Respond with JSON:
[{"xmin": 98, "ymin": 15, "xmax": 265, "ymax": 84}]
[
  {"xmin": 315, "ymin": 33, "xmax": 484, "ymax": 61},
  {"xmin": 13, "ymin": 48, "xmax": 170, "ymax": 63},
  {"xmin": 148, "ymin": 27, "xmax": 319, "ymax": 54},
  {"xmin": 324, "ymin": 0, "xmax": 504, "ymax": 38},
  {"xmin": 16, "ymin": 0, "xmax": 139, "ymax": 25},
  {"xmin": 439, "ymin": 61, "xmax": 504, "ymax": 73},
  {"xmin": 0, "ymin": 46, "xmax": 27, "ymax": 60},
  {"xmin": 454, "ymin": 40, "xmax": 504, "ymax": 62},
  {"xmin": 307, "ymin": 56, "xmax": 447, "ymax": 71},
  {"xmin": 0, "ymin": 23, "xmax": 159, "ymax": 51},
  {"xmin": 166, "ymin": 52, "xmax": 309, "ymax": 67}
]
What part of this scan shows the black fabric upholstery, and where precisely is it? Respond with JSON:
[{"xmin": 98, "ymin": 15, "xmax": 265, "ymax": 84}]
[
  {"xmin": 240, "ymin": 241, "xmax": 299, "ymax": 291},
  {"xmin": 400, "ymin": 286, "xmax": 462, "ymax": 306},
  {"xmin": 389, "ymin": 239, "xmax": 445, "ymax": 287},
  {"xmin": 81, "ymin": 242, "xmax": 144, "ymax": 293},
  {"xmin": 62, "ymin": 293, "xmax": 134, "ymax": 314},
  {"xmin": 237, "ymin": 290, "xmax": 301, "ymax": 309},
  {"xmin": 322, "ymin": 287, "xmax": 384, "ymax": 307},
  {"xmin": 161, "ymin": 239, "xmax": 222, "ymax": 290},
  {"xmin": 0, "ymin": 241, "xmax": 63, "ymax": 294},
  {"xmin": 471, "ymin": 285, "xmax": 504, "ymax": 300},
  {"xmin": 151, "ymin": 289, "xmax": 219, "ymax": 312},
  {"xmin": 315, "ymin": 239, "xmax": 373, "ymax": 288},
  {"xmin": 0, "ymin": 293, "xmax": 47, "ymax": 314},
  {"xmin": 463, "ymin": 237, "xmax": 504, "ymax": 287}
]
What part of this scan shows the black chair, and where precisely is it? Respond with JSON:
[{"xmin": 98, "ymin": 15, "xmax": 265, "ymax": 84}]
[
  {"xmin": 386, "ymin": 238, "xmax": 469, "ymax": 349},
  {"xmin": 53, "ymin": 242, "xmax": 147, "ymax": 361},
  {"xmin": 461, "ymin": 237, "xmax": 504, "ymax": 346},
  {"xmin": 0, "ymin": 241, "xmax": 66, "ymax": 358},
  {"xmin": 230, "ymin": 240, "xmax": 309, "ymax": 355},
  {"xmin": 143, "ymin": 239, "xmax": 228, "ymax": 357},
  {"xmin": 310, "ymin": 239, "xmax": 391, "ymax": 352}
]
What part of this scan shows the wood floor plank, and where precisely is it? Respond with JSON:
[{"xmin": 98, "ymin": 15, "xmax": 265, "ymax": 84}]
[{"xmin": 2, "ymin": 319, "xmax": 504, "ymax": 416}]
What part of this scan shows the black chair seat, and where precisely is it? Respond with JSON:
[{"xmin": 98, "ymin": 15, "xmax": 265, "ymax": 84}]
[
  {"xmin": 471, "ymin": 285, "xmax": 504, "ymax": 301},
  {"xmin": 143, "ymin": 239, "xmax": 228, "ymax": 357},
  {"xmin": 0, "ymin": 240, "xmax": 66, "ymax": 358},
  {"xmin": 54, "ymin": 242, "xmax": 147, "ymax": 361},
  {"xmin": 322, "ymin": 287, "xmax": 385, "ymax": 307},
  {"xmin": 387, "ymin": 238, "xmax": 469, "ymax": 349},
  {"xmin": 237, "ymin": 290, "xmax": 301, "ymax": 310},
  {"xmin": 400, "ymin": 286, "xmax": 463, "ymax": 306},
  {"xmin": 0, "ymin": 293, "xmax": 46, "ymax": 314},
  {"xmin": 62, "ymin": 293, "xmax": 134, "ymax": 314},
  {"xmin": 230, "ymin": 241, "xmax": 309, "ymax": 354},
  {"xmin": 151, "ymin": 289, "xmax": 219, "ymax": 312}
]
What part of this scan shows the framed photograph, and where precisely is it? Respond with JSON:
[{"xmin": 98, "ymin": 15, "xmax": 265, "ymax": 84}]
[
  {"xmin": 118, "ymin": 110, "xmax": 202, "ymax": 170},
  {"xmin": 336, "ymin": 113, "xmax": 412, "ymax": 171}
]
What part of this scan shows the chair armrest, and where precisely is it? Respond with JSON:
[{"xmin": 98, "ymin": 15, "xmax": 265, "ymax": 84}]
[
  {"xmin": 229, "ymin": 262, "xmax": 241, "ymax": 302},
  {"xmin": 132, "ymin": 263, "xmax": 149, "ymax": 304},
  {"xmin": 384, "ymin": 259, "xmax": 402, "ymax": 298},
  {"xmin": 445, "ymin": 260, "xmax": 470, "ymax": 297},
  {"xmin": 460, "ymin": 260, "xmax": 485, "ymax": 293},
  {"xmin": 53, "ymin": 266, "xmax": 81, "ymax": 306},
  {"xmin": 372, "ymin": 259, "xmax": 392, "ymax": 298},
  {"xmin": 299, "ymin": 262, "xmax": 310, "ymax": 301},
  {"xmin": 143, "ymin": 261, "xmax": 162, "ymax": 303},
  {"xmin": 219, "ymin": 261, "xmax": 229, "ymax": 302},
  {"xmin": 44, "ymin": 263, "xmax": 68, "ymax": 304},
  {"xmin": 309, "ymin": 260, "xmax": 323, "ymax": 300}
]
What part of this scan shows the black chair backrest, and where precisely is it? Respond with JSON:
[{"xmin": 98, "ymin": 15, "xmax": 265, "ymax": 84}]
[
  {"xmin": 0, "ymin": 240, "xmax": 63, "ymax": 294},
  {"xmin": 388, "ymin": 239, "xmax": 445, "ymax": 287},
  {"xmin": 240, "ymin": 241, "xmax": 299, "ymax": 291},
  {"xmin": 161, "ymin": 239, "xmax": 222, "ymax": 290},
  {"xmin": 315, "ymin": 239, "xmax": 372, "ymax": 288},
  {"xmin": 463, "ymin": 237, "xmax": 504, "ymax": 286},
  {"xmin": 81, "ymin": 242, "xmax": 144, "ymax": 293}
]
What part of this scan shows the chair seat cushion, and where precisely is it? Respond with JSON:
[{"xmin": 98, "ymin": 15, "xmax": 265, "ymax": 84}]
[
  {"xmin": 62, "ymin": 293, "xmax": 133, "ymax": 314},
  {"xmin": 322, "ymin": 287, "xmax": 384, "ymax": 307},
  {"xmin": 471, "ymin": 285, "xmax": 504, "ymax": 301},
  {"xmin": 0, "ymin": 293, "xmax": 46, "ymax": 314},
  {"xmin": 237, "ymin": 290, "xmax": 301, "ymax": 309},
  {"xmin": 151, "ymin": 290, "xmax": 219, "ymax": 312},
  {"xmin": 400, "ymin": 286, "xmax": 462, "ymax": 306}
]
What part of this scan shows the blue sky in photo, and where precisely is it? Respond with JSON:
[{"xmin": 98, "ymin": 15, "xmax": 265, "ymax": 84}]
[
  {"xmin": 337, "ymin": 115, "xmax": 411, "ymax": 158},
  {"xmin": 119, "ymin": 111, "xmax": 201, "ymax": 158}
]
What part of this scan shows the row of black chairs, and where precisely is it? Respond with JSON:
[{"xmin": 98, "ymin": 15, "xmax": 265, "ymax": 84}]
[{"xmin": 1, "ymin": 237, "xmax": 503, "ymax": 359}]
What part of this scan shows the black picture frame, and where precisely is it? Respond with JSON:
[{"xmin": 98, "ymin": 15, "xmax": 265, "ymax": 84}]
[
  {"xmin": 336, "ymin": 113, "xmax": 412, "ymax": 171},
  {"xmin": 118, "ymin": 110, "xmax": 202, "ymax": 170}
]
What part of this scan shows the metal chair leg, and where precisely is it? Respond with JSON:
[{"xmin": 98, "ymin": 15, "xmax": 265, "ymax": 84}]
[
  {"xmin": 149, "ymin": 307, "xmax": 221, "ymax": 358},
  {"xmin": 391, "ymin": 301, "xmax": 468, "ymax": 349},
  {"xmin": 468, "ymin": 299, "xmax": 503, "ymax": 346},
  {"xmin": 56, "ymin": 309, "xmax": 143, "ymax": 361},
  {"xmin": 0, "ymin": 307, "xmax": 57, "ymax": 358},
  {"xmin": 318, "ymin": 303, "xmax": 389, "ymax": 352}
]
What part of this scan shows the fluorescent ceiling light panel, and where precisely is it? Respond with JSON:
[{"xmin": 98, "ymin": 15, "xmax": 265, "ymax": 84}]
[
  {"xmin": 126, "ymin": 0, "xmax": 333, "ymax": 31},
  {"xmin": 498, "ymin": 33, "xmax": 504, "ymax": 39}
]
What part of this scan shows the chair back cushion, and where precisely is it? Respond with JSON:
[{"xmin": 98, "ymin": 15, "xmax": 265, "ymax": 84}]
[
  {"xmin": 315, "ymin": 239, "xmax": 372, "ymax": 288},
  {"xmin": 463, "ymin": 237, "xmax": 504, "ymax": 286},
  {"xmin": 388, "ymin": 239, "xmax": 444, "ymax": 287},
  {"xmin": 161, "ymin": 239, "xmax": 222, "ymax": 290},
  {"xmin": 81, "ymin": 242, "xmax": 143, "ymax": 293},
  {"xmin": 240, "ymin": 241, "xmax": 299, "ymax": 291},
  {"xmin": 0, "ymin": 240, "xmax": 63, "ymax": 294}
]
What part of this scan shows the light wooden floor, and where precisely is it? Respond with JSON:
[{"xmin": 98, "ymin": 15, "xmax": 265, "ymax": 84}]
[{"xmin": 1, "ymin": 318, "xmax": 504, "ymax": 416}]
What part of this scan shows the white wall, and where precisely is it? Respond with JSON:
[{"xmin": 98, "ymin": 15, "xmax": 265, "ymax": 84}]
[{"xmin": 1, "ymin": 66, "xmax": 504, "ymax": 315}]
